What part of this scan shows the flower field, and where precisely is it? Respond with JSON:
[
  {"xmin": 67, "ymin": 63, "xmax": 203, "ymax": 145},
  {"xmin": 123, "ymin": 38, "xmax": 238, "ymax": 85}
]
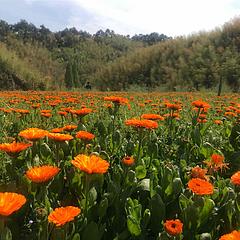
[{"xmin": 0, "ymin": 91, "xmax": 239, "ymax": 240}]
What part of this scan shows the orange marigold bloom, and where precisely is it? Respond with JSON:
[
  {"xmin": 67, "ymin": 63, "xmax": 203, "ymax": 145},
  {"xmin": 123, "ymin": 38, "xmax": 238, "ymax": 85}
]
[
  {"xmin": 197, "ymin": 118, "xmax": 207, "ymax": 123},
  {"xmin": 71, "ymin": 154, "xmax": 109, "ymax": 174},
  {"xmin": 70, "ymin": 108, "xmax": 92, "ymax": 116},
  {"xmin": 0, "ymin": 192, "xmax": 26, "ymax": 216},
  {"xmin": 14, "ymin": 109, "xmax": 30, "ymax": 114},
  {"xmin": 219, "ymin": 230, "xmax": 240, "ymax": 240},
  {"xmin": 166, "ymin": 103, "xmax": 182, "ymax": 111},
  {"xmin": 164, "ymin": 219, "xmax": 183, "ymax": 236},
  {"xmin": 0, "ymin": 142, "xmax": 32, "ymax": 156},
  {"xmin": 204, "ymin": 154, "xmax": 229, "ymax": 172},
  {"xmin": 214, "ymin": 120, "xmax": 223, "ymax": 125},
  {"xmin": 63, "ymin": 125, "xmax": 77, "ymax": 132},
  {"xmin": 122, "ymin": 156, "xmax": 135, "ymax": 166},
  {"xmin": 76, "ymin": 131, "xmax": 95, "ymax": 141},
  {"xmin": 41, "ymin": 113, "xmax": 52, "ymax": 118},
  {"xmin": 48, "ymin": 133, "xmax": 73, "ymax": 142},
  {"xmin": 58, "ymin": 111, "xmax": 68, "ymax": 116},
  {"xmin": 188, "ymin": 178, "xmax": 214, "ymax": 195},
  {"xmin": 125, "ymin": 119, "xmax": 158, "ymax": 129},
  {"xmin": 231, "ymin": 171, "xmax": 240, "ymax": 186},
  {"xmin": 26, "ymin": 165, "xmax": 60, "ymax": 183},
  {"xmin": 51, "ymin": 128, "xmax": 64, "ymax": 133},
  {"xmin": 191, "ymin": 166, "xmax": 208, "ymax": 180},
  {"xmin": 141, "ymin": 114, "xmax": 164, "ymax": 121},
  {"xmin": 192, "ymin": 100, "xmax": 210, "ymax": 109},
  {"xmin": 48, "ymin": 206, "xmax": 81, "ymax": 227},
  {"xmin": 224, "ymin": 111, "xmax": 237, "ymax": 117},
  {"xmin": 19, "ymin": 128, "xmax": 48, "ymax": 141},
  {"xmin": 104, "ymin": 96, "xmax": 129, "ymax": 105}
]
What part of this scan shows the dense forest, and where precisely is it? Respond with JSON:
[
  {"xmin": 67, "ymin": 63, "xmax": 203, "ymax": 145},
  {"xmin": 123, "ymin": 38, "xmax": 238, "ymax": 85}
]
[{"xmin": 0, "ymin": 17, "xmax": 240, "ymax": 91}]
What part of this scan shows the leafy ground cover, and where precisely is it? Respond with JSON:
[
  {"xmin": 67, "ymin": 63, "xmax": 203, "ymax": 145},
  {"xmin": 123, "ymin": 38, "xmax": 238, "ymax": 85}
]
[{"xmin": 0, "ymin": 91, "xmax": 239, "ymax": 240}]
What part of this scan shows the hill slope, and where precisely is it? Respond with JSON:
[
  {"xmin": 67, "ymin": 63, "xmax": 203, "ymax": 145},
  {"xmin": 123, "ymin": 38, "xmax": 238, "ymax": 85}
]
[{"xmin": 89, "ymin": 17, "xmax": 240, "ymax": 92}]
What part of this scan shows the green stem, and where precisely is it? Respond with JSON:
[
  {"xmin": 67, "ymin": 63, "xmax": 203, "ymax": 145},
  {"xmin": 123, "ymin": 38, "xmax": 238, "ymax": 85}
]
[
  {"xmin": 137, "ymin": 129, "xmax": 143, "ymax": 163},
  {"xmin": 56, "ymin": 142, "xmax": 60, "ymax": 166},
  {"xmin": 84, "ymin": 174, "xmax": 90, "ymax": 222}
]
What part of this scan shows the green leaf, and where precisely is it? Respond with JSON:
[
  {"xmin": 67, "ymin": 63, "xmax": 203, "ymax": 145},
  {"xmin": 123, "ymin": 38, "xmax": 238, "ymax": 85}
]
[
  {"xmin": 98, "ymin": 197, "xmax": 108, "ymax": 219},
  {"xmin": 138, "ymin": 179, "xmax": 150, "ymax": 191},
  {"xmin": 82, "ymin": 222, "xmax": 102, "ymax": 240},
  {"xmin": 149, "ymin": 194, "xmax": 165, "ymax": 233},
  {"xmin": 71, "ymin": 233, "xmax": 80, "ymax": 240},
  {"xmin": 127, "ymin": 216, "xmax": 141, "ymax": 236},
  {"xmin": 136, "ymin": 165, "xmax": 146, "ymax": 179}
]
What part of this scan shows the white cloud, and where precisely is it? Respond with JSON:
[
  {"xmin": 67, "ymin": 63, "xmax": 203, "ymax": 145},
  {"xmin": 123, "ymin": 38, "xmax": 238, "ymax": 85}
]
[{"xmin": 28, "ymin": 0, "xmax": 240, "ymax": 36}]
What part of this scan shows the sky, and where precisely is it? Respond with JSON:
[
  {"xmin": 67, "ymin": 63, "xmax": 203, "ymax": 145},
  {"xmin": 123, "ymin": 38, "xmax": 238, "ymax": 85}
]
[{"xmin": 0, "ymin": 0, "xmax": 240, "ymax": 37}]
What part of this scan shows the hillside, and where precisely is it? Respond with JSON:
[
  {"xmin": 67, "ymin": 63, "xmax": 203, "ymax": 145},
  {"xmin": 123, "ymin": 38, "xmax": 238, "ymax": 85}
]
[
  {"xmin": 90, "ymin": 17, "xmax": 240, "ymax": 92},
  {"xmin": 0, "ymin": 18, "xmax": 240, "ymax": 92},
  {"xmin": 0, "ymin": 20, "xmax": 169, "ymax": 90}
]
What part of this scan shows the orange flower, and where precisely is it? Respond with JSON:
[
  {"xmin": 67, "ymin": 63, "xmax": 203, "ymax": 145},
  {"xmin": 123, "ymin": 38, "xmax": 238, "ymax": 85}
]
[
  {"xmin": 164, "ymin": 219, "xmax": 183, "ymax": 236},
  {"xmin": 71, "ymin": 154, "xmax": 109, "ymax": 174},
  {"xmin": 19, "ymin": 128, "xmax": 48, "ymax": 141},
  {"xmin": 204, "ymin": 154, "xmax": 228, "ymax": 172},
  {"xmin": 0, "ymin": 142, "xmax": 32, "ymax": 156},
  {"xmin": 141, "ymin": 114, "xmax": 164, "ymax": 121},
  {"xmin": 26, "ymin": 165, "xmax": 60, "ymax": 183},
  {"xmin": 231, "ymin": 171, "xmax": 240, "ymax": 186},
  {"xmin": 63, "ymin": 125, "xmax": 77, "ymax": 132},
  {"xmin": 166, "ymin": 103, "xmax": 182, "ymax": 111},
  {"xmin": 192, "ymin": 100, "xmax": 210, "ymax": 109},
  {"xmin": 41, "ymin": 113, "xmax": 52, "ymax": 118},
  {"xmin": 14, "ymin": 109, "xmax": 30, "ymax": 114},
  {"xmin": 48, "ymin": 206, "xmax": 81, "ymax": 227},
  {"xmin": 0, "ymin": 192, "xmax": 26, "ymax": 216},
  {"xmin": 219, "ymin": 230, "xmax": 240, "ymax": 240},
  {"xmin": 48, "ymin": 133, "xmax": 73, "ymax": 142},
  {"xmin": 122, "ymin": 156, "xmax": 135, "ymax": 166},
  {"xmin": 76, "ymin": 131, "xmax": 95, "ymax": 141},
  {"xmin": 188, "ymin": 178, "xmax": 214, "ymax": 195},
  {"xmin": 214, "ymin": 120, "xmax": 223, "ymax": 125},
  {"xmin": 70, "ymin": 108, "xmax": 92, "ymax": 116},
  {"xmin": 125, "ymin": 119, "xmax": 158, "ymax": 129},
  {"xmin": 58, "ymin": 111, "xmax": 68, "ymax": 117},
  {"xmin": 51, "ymin": 128, "xmax": 64, "ymax": 133},
  {"xmin": 191, "ymin": 166, "xmax": 208, "ymax": 180},
  {"xmin": 104, "ymin": 96, "xmax": 129, "ymax": 105}
]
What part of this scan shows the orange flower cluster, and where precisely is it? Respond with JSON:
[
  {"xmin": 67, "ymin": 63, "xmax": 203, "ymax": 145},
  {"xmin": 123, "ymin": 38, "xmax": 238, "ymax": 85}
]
[
  {"xmin": 122, "ymin": 156, "xmax": 135, "ymax": 166},
  {"xmin": 0, "ymin": 142, "xmax": 32, "ymax": 156},
  {"xmin": 141, "ymin": 114, "xmax": 164, "ymax": 121},
  {"xmin": 231, "ymin": 171, "xmax": 240, "ymax": 186},
  {"xmin": 219, "ymin": 230, "xmax": 240, "ymax": 240},
  {"xmin": 76, "ymin": 131, "xmax": 95, "ymax": 141},
  {"xmin": 104, "ymin": 96, "xmax": 129, "ymax": 105},
  {"xmin": 48, "ymin": 133, "xmax": 73, "ymax": 142},
  {"xmin": 71, "ymin": 154, "xmax": 110, "ymax": 174},
  {"xmin": 164, "ymin": 219, "xmax": 183, "ymax": 236},
  {"xmin": 188, "ymin": 178, "xmax": 214, "ymax": 195},
  {"xmin": 0, "ymin": 192, "xmax": 26, "ymax": 216},
  {"xmin": 26, "ymin": 165, "xmax": 60, "ymax": 183},
  {"xmin": 125, "ymin": 119, "xmax": 158, "ymax": 129},
  {"xmin": 19, "ymin": 128, "xmax": 48, "ymax": 141},
  {"xmin": 48, "ymin": 206, "xmax": 81, "ymax": 227}
]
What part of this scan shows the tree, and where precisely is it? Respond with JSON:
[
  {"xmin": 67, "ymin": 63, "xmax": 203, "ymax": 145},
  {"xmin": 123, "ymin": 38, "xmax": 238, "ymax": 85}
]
[{"xmin": 64, "ymin": 62, "xmax": 74, "ymax": 88}]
